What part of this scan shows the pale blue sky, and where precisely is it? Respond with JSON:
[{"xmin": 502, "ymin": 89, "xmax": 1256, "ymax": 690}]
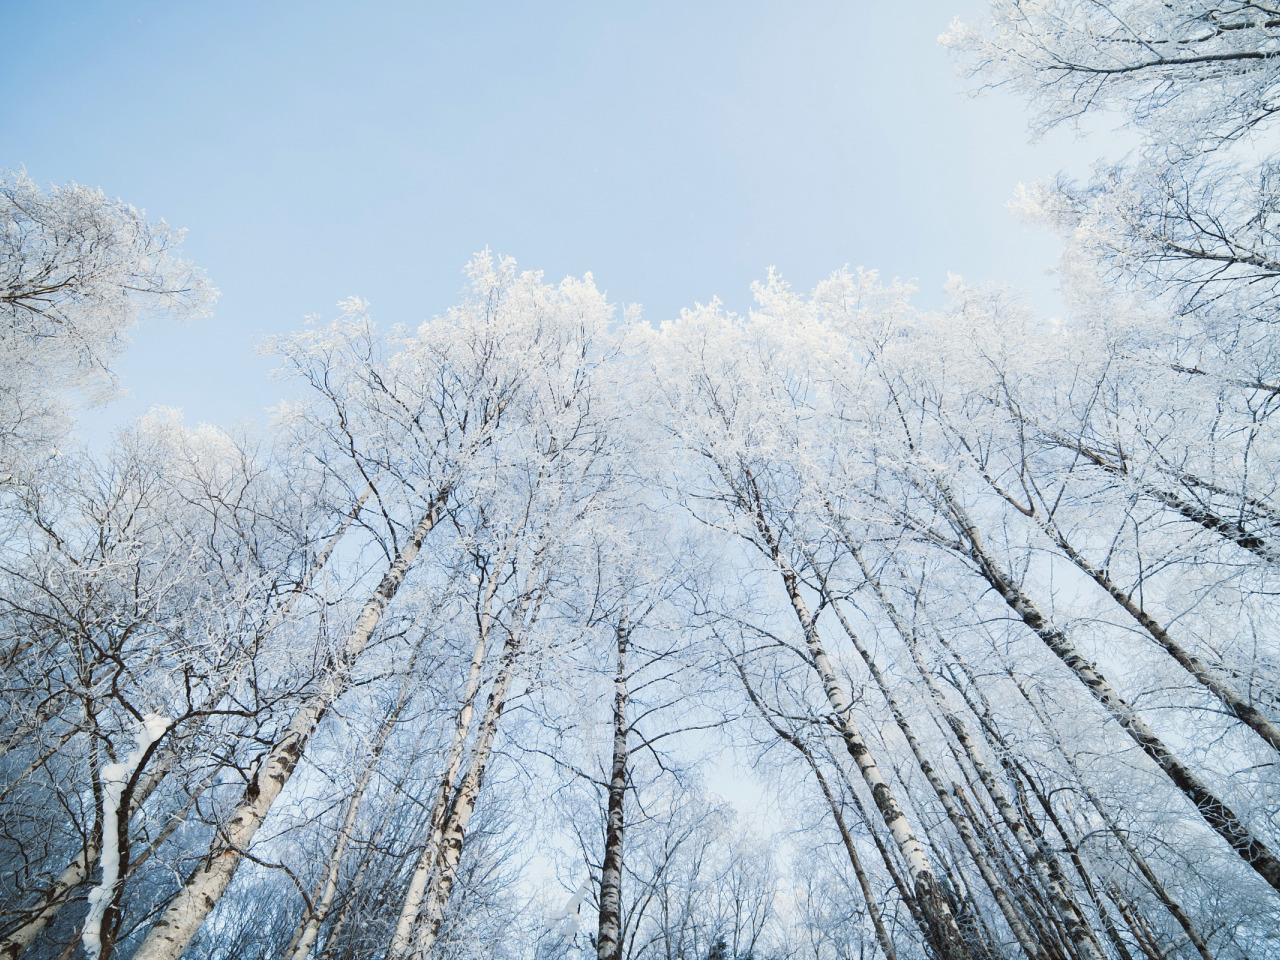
[{"xmin": 2, "ymin": 1, "xmax": 1109, "ymax": 432}]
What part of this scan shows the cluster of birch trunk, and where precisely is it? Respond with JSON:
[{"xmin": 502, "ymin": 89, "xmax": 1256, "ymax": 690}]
[{"xmin": 5, "ymin": 1, "xmax": 1280, "ymax": 959}]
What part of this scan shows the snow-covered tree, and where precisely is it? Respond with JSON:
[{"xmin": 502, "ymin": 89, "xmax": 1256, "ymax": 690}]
[{"xmin": 0, "ymin": 171, "xmax": 213, "ymax": 480}]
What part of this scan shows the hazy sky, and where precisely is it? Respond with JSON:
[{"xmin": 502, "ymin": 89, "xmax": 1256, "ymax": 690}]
[{"xmin": 2, "ymin": 1, "xmax": 1115, "ymax": 433}]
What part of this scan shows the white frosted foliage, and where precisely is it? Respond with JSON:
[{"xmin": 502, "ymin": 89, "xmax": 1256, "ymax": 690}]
[{"xmin": 81, "ymin": 715, "xmax": 171, "ymax": 960}]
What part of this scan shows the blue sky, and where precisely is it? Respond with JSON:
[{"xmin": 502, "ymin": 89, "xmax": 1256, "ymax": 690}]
[{"xmin": 3, "ymin": 1, "xmax": 1110, "ymax": 433}]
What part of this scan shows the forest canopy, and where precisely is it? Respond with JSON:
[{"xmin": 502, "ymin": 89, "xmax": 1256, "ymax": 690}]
[{"xmin": 3, "ymin": 3, "xmax": 1280, "ymax": 960}]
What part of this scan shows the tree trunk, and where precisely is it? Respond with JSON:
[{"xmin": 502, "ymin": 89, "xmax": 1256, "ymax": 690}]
[
  {"xmin": 1, "ymin": 720, "xmax": 212, "ymax": 960},
  {"xmin": 597, "ymin": 625, "xmax": 629, "ymax": 960},
  {"xmin": 408, "ymin": 619, "xmax": 529, "ymax": 959},
  {"xmin": 1043, "ymin": 433, "xmax": 1280, "ymax": 563},
  {"xmin": 284, "ymin": 658, "xmax": 415, "ymax": 960},
  {"xmin": 826, "ymin": 742, "xmax": 930, "ymax": 941},
  {"xmin": 974, "ymin": 462, "xmax": 1280, "ymax": 755},
  {"xmin": 315, "ymin": 793, "xmax": 400, "ymax": 960},
  {"xmin": 1006, "ymin": 671, "xmax": 1218, "ymax": 960},
  {"xmin": 734, "ymin": 661, "xmax": 898, "ymax": 960},
  {"xmin": 129, "ymin": 488, "xmax": 449, "ymax": 960},
  {"xmin": 1037, "ymin": 509, "xmax": 1280, "ymax": 754},
  {"xmin": 822, "ymin": 535, "xmax": 1106, "ymax": 960},
  {"xmin": 386, "ymin": 546, "xmax": 511, "ymax": 960},
  {"xmin": 766, "ymin": 549, "xmax": 973, "ymax": 960},
  {"xmin": 941, "ymin": 652, "xmax": 1147, "ymax": 960},
  {"xmin": 803, "ymin": 537, "xmax": 1074, "ymax": 960},
  {"xmin": 937, "ymin": 486, "xmax": 1280, "ymax": 896},
  {"xmin": 0, "ymin": 485, "xmax": 374, "ymax": 960},
  {"xmin": 1107, "ymin": 884, "xmax": 1166, "ymax": 960},
  {"xmin": 819, "ymin": 589, "xmax": 1046, "ymax": 960}
]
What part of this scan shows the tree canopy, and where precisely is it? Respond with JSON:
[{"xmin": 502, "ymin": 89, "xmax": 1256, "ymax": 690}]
[{"xmin": 4, "ymin": 3, "xmax": 1280, "ymax": 960}]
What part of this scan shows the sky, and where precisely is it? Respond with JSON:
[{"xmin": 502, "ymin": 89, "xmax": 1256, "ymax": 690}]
[{"xmin": 1, "ymin": 1, "xmax": 1120, "ymax": 435}]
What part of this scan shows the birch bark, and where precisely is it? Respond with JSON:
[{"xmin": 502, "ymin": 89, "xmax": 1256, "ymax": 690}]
[
  {"xmin": 1041, "ymin": 433, "xmax": 1280, "ymax": 564},
  {"xmin": 940, "ymin": 648, "xmax": 1142, "ymax": 960},
  {"xmin": 821, "ymin": 529, "xmax": 1106, "ymax": 960},
  {"xmin": 284, "ymin": 654, "xmax": 416, "ymax": 960},
  {"xmin": 936, "ymin": 485, "xmax": 1280, "ymax": 896},
  {"xmin": 129, "ymin": 488, "xmax": 449, "ymax": 960},
  {"xmin": 408, "ymin": 611, "xmax": 533, "ymax": 959},
  {"xmin": 1007, "ymin": 671, "xmax": 1218, "ymax": 960},
  {"xmin": 968, "ymin": 460, "xmax": 1280, "ymax": 755},
  {"xmin": 799, "ymin": 558, "xmax": 1044, "ymax": 960},
  {"xmin": 314, "ymin": 784, "xmax": 403, "ymax": 960},
  {"xmin": 705, "ymin": 456, "xmax": 975, "ymax": 959},
  {"xmin": 1038, "ymin": 509, "xmax": 1280, "ymax": 754},
  {"xmin": 769, "ymin": 555, "xmax": 973, "ymax": 960},
  {"xmin": 734, "ymin": 661, "xmax": 898, "ymax": 960},
  {"xmin": 386, "ymin": 546, "xmax": 510, "ymax": 960},
  {"xmin": 596, "ymin": 625, "xmax": 629, "ymax": 960},
  {"xmin": 0, "ymin": 487, "xmax": 372, "ymax": 960}
]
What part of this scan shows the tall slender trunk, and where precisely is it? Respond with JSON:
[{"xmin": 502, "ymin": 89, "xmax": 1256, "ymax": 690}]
[
  {"xmin": 386, "ymin": 545, "xmax": 512, "ymax": 960},
  {"xmin": 972, "ymin": 461, "xmax": 1280, "ymax": 755},
  {"xmin": 0, "ymin": 486, "xmax": 374, "ymax": 960},
  {"xmin": 597, "ymin": 625, "xmax": 629, "ymax": 960},
  {"xmin": 0, "ymin": 852, "xmax": 95, "ymax": 960},
  {"xmin": 936, "ymin": 485, "xmax": 1280, "ymax": 896},
  {"xmin": 130, "ymin": 488, "xmax": 449, "ymax": 960},
  {"xmin": 1006, "ymin": 671, "xmax": 1218, "ymax": 960},
  {"xmin": 808, "ymin": 568, "xmax": 1046, "ymax": 960},
  {"xmin": 822, "ymin": 530, "xmax": 1105, "ymax": 960},
  {"xmin": 765, "ymin": 549, "xmax": 972, "ymax": 960},
  {"xmin": 712, "ymin": 453, "xmax": 959, "ymax": 956},
  {"xmin": 409, "ymin": 618, "xmax": 530, "ymax": 959},
  {"xmin": 285, "ymin": 654, "xmax": 417, "ymax": 960},
  {"xmin": 1043, "ymin": 433, "xmax": 1280, "ymax": 562},
  {"xmin": 1087, "ymin": 787, "xmax": 1215, "ymax": 959},
  {"xmin": 1106, "ymin": 885, "xmax": 1166, "ymax": 960},
  {"xmin": 825, "ymin": 741, "xmax": 929, "ymax": 940},
  {"xmin": 1036, "ymin": 508, "xmax": 1280, "ymax": 754},
  {"xmin": 937, "ymin": 648, "xmax": 1145, "ymax": 960},
  {"xmin": 315, "ymin": 783, "xmax": 404, "ymax": 960},
  {"xmin": 734, "ymin": 661, "xmax": 898, "ymax": 960},
  {"xmin": 947, "ymin": 783, "xmax": 1062, "ymax": 960}
]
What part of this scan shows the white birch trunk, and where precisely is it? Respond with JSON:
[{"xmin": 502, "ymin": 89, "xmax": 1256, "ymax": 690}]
[
  {"xmin": 1040, "ymin": 509, "xmax": 1280, "ymax": 754},
  {"xmin": 1044, "ymin": 433, "xmax": 1280, "ymax": 564},
  {"xmin": 734, "ymin": 661, "xmax": 898, "ymax": 960},
  {"xmin": 811, "ymin": 572, "xmax": 1047, "ymax": 960},
  {"xmin": 0, "ymin": 851, "xmax": 95, "ymax": 960},
  {"xmin": 385, "ymin": 548, "xmax": 510, "ymax": 960},
  {"xmin": 720, "ymin": 463, "xmax": 971, "ymax": 959},
  {"xmin": 771, "ymin": 556, "xmax": 971, "ymax": 960},
  {"xmin": 826, "ymin": 527, "xmax": 1106, "ymax": 960},
  {"xmin": 972, "ymin": 462, "xmax": 1280, "ymax": 756},
  {"xmin": 596, "ymin": 625, "xmax": 629, "ymax": 960},
  {"xmin": 283, "ymin": 659, "xmax": 414, "ymax": 960},
  {"xmin": 937, "ymin": 484, "xmax": 1280, "ymax": 896},
  {"xmin": 129, "ymin": 489, "xmax": 449, "ymax": 960},
  {"xmin": 315, "ymin": 795, "xmax": 399, "ymax": 960},
  {"xmin": 409, "ymin": 618, "xmax": 530, "ymax": 959},
  {"xmin": 1011, "ymin": 674, "xmax": 1218, "ymax": 960},
  {"xmin": 0, "ymin": 485, "xmax": 373, "ymax": 960}
]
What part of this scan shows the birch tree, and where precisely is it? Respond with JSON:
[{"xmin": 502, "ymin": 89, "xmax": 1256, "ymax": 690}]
[
  {"xmin": 0, "ymin": 411, "xmax": 333, "ymax": 960},
  {"xmin": 128, "ymin": 254, "xmax": 602, "ymax": 960},
  {"xmin": 649, "ymin": 300, "xmax": 986, "ymax": 960},
  {"xmin": 386, "ymin": 263, "xmax": 628, "ymax": 960},
  {"xmin": 0, "ymin": 170, "xmax": 213, "ymax": 481}
]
